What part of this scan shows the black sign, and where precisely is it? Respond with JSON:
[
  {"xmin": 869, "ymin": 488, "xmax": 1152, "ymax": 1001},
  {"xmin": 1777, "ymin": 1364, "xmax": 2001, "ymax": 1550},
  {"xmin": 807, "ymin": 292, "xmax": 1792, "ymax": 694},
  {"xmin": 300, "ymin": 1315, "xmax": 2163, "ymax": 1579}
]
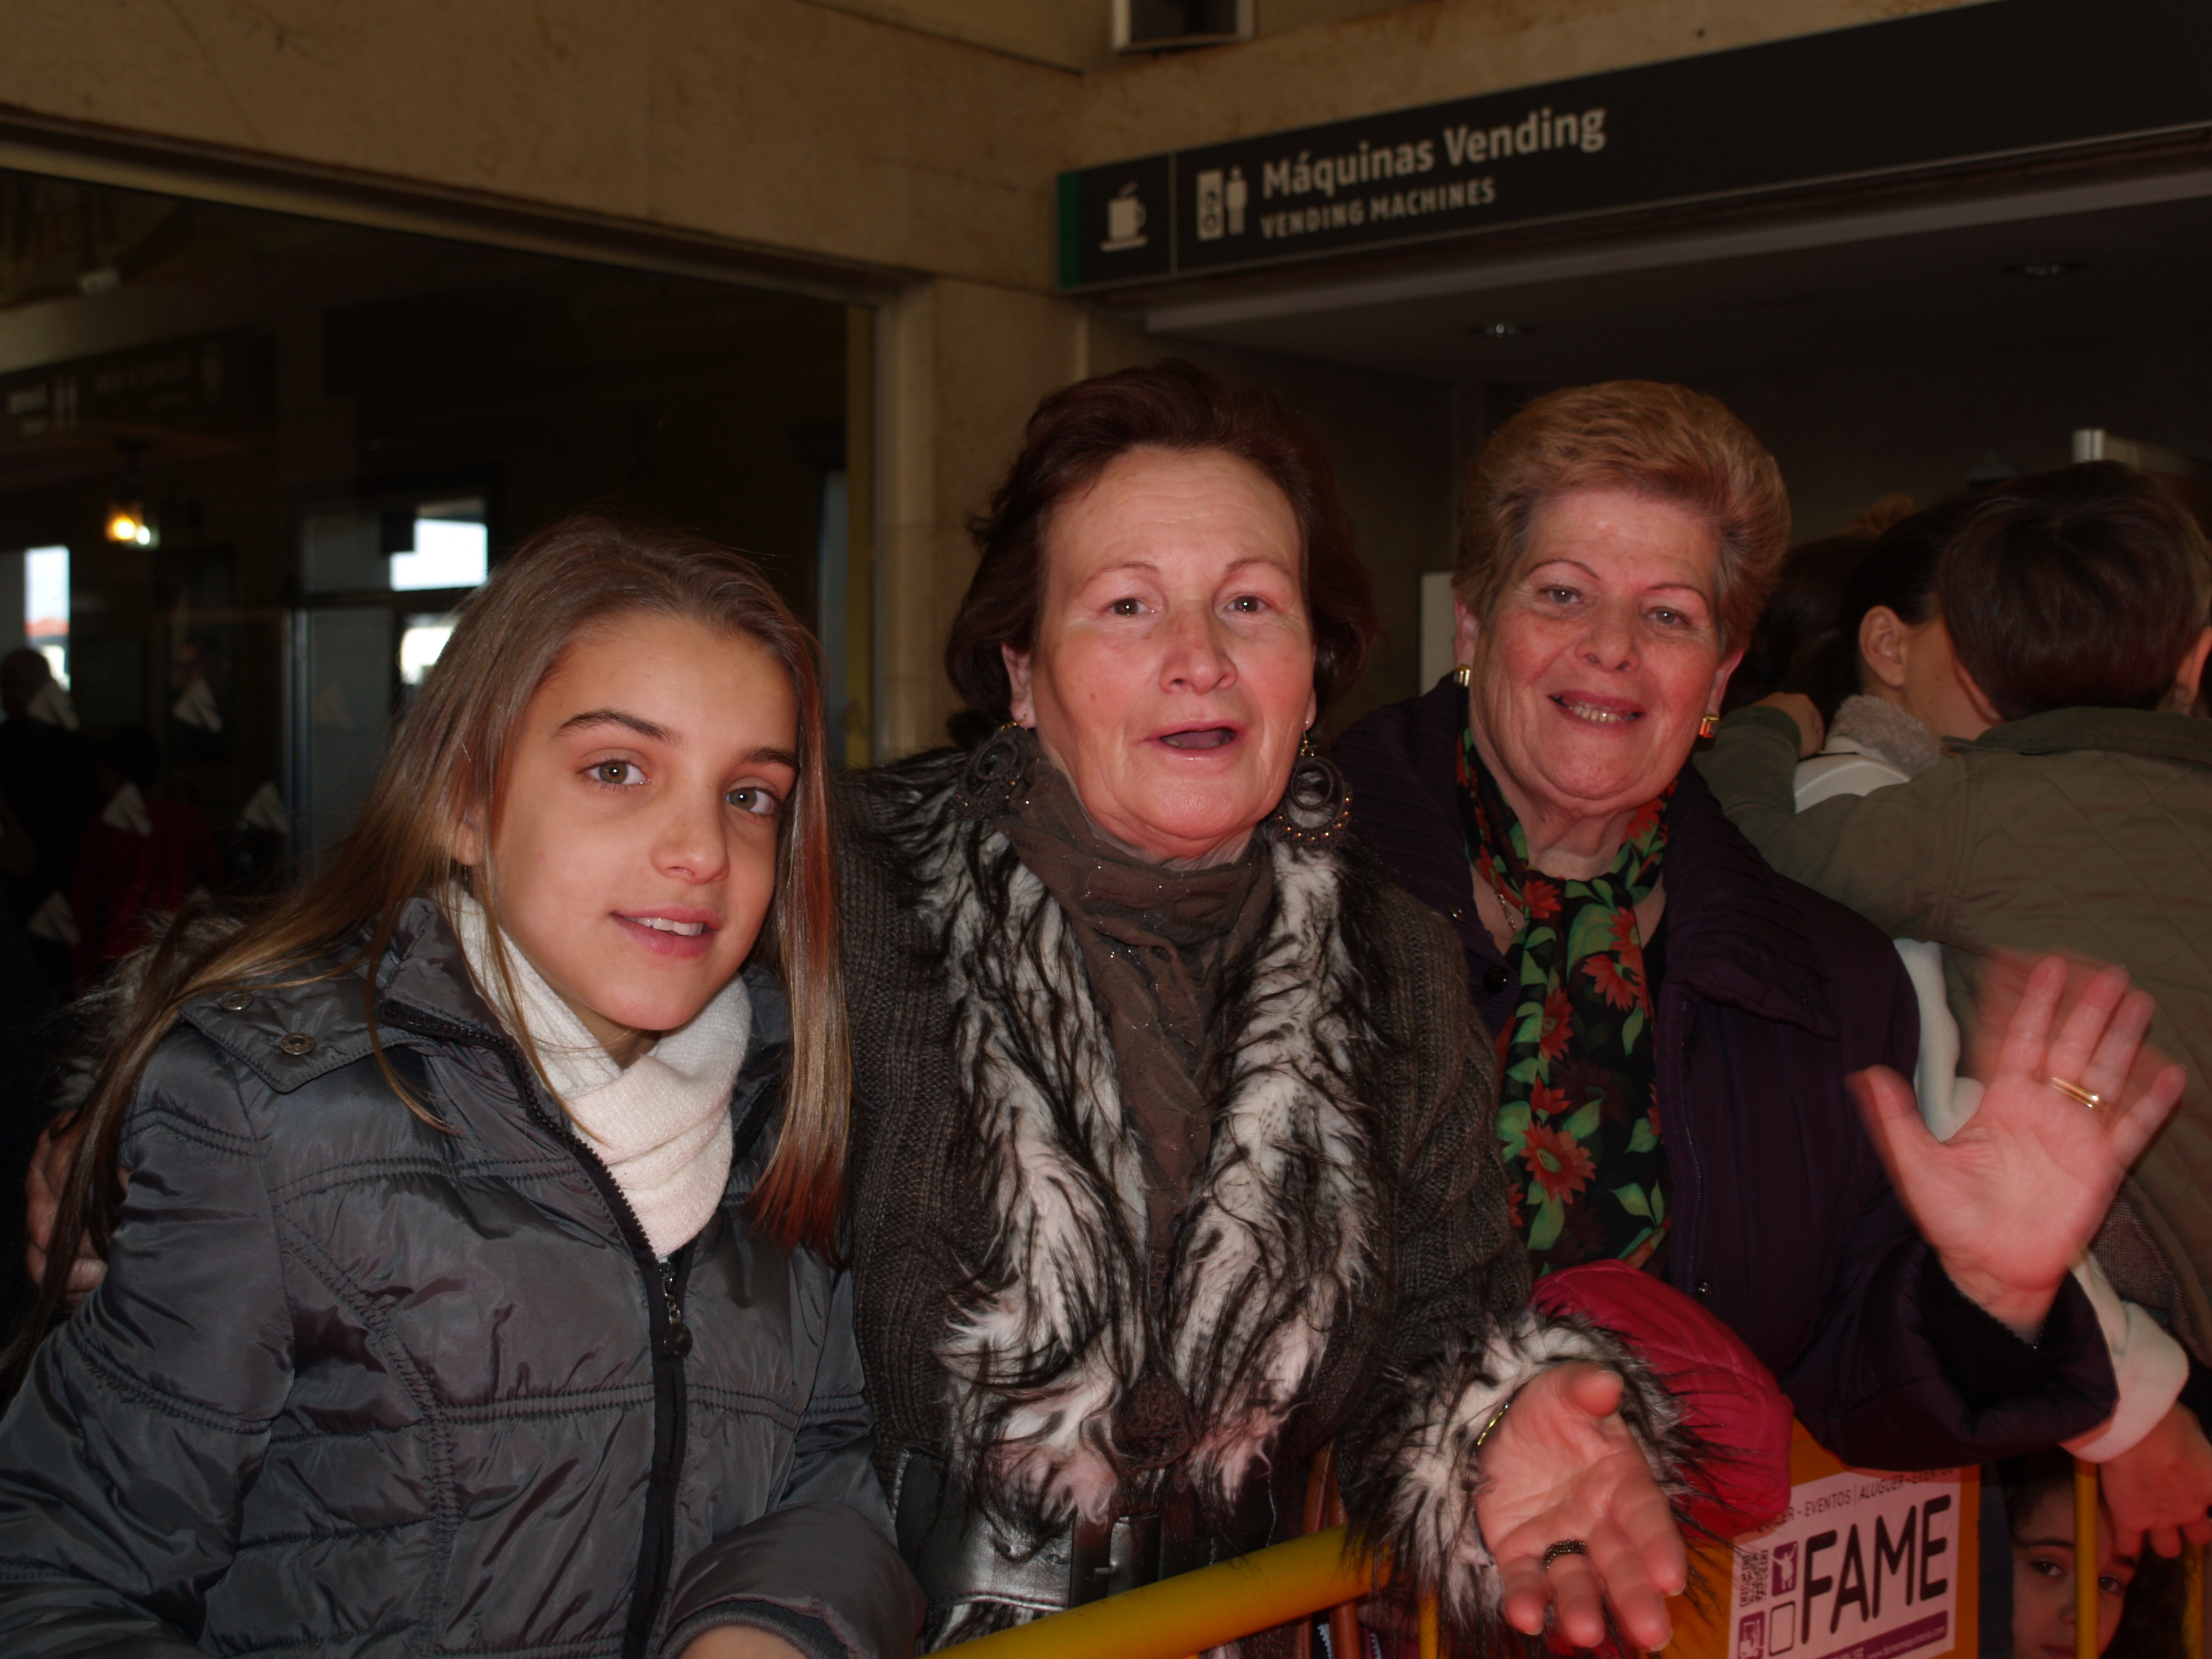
[
  {"xmin": 0, "ymin": 329, "xmax": 269, "ymax": 439},
  {"xmin": 1058, "ymin": 0, "xmax": 2212, "ymax": 290}
]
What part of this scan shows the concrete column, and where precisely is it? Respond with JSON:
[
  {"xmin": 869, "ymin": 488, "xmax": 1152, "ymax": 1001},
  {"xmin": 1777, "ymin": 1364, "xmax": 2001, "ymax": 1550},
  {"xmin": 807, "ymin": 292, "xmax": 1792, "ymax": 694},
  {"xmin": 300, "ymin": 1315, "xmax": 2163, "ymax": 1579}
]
[{"xmin": 873, "ymin": 276, "xmax": 1085, "ymax": 757}]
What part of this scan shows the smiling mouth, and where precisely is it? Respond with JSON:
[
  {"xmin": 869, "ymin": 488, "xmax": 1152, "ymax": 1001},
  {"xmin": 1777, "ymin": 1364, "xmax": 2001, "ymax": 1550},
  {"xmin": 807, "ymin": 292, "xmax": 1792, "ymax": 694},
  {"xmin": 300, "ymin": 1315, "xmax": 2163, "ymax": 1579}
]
[
  {"xmin": 623, "ymin": 916, "xmax": 708, "ymax": 937},
  {"xmin": 1553, "ymin": 695, "xmax": 1640, "ymax": 725},
  {"xmin": 1159, "ymin": 728, "xmax": 1238, "ymax": 749}
]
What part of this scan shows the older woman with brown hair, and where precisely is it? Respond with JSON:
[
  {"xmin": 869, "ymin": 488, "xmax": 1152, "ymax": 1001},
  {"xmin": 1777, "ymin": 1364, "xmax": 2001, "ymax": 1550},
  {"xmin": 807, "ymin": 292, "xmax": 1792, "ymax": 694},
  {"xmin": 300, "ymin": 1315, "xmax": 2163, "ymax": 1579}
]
[
  {"xmin": 1335, "ymin": 381, "xmax": 2178, "ymax": 1475},
  {"xmin": 836, "ymin": 362, "xmax": 1720, "ymax": 1655}
]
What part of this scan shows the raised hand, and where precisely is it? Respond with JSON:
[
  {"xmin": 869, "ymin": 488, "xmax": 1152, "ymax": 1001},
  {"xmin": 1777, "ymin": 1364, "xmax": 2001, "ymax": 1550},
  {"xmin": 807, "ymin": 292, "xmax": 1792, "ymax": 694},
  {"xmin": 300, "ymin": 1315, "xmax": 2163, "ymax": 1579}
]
[
  {"xmin": 1474, "ymin": 1360, "xmax": 1687, "ymax": 1651},
  {"xmin": 1851, "ymin": 955, "xmax": 2185, "ymax": 1336},
  {"xmin": 2100, "ymin": 1403, "xmax": 2212, "ymax": 1559}
]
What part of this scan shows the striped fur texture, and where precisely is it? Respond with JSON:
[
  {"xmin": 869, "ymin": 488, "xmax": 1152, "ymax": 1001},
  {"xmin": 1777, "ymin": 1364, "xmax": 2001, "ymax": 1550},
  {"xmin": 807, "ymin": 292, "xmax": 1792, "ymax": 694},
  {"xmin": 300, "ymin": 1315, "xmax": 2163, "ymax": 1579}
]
[{"xmin": 905, "ymin": 756, "xmax": 1379, "ymax": 1524}]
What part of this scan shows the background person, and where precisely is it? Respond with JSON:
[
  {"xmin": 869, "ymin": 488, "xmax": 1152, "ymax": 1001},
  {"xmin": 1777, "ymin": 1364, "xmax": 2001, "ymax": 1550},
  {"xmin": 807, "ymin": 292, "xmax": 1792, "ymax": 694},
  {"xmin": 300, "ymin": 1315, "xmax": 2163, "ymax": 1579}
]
[
  {"xmin": 1703, "ymin": 460, "xmax": 2212, "ymax": 1559},
  {"xmin": 1733, "ymin": 486, "xmax": 2195, "ymax": 1507},
  {"xmin": 1718, "ymin": 492, "xmax": 1911, "ymax": 716},
  {"xmin": 2000, "ymin": 1449, "xmax": 2188, "ymax": 1659},
  {"xmin": 1335, "ymin": 382, "xmax": 2162, "ymax": 1475},
  {"xmin": 67, "ymin": 725, "xmax": 221, "ymax": 986},
  {"xmin": 1789, "ymin": 496, "xmax": 1993, "ymax": 809},
  {"xmin": 0, "ymin": 649, "xmax": 99, "ymax": 998},
  {"xmin": 1784, "ymin": 498, "xmax": 1991, "ymax": 1122}
]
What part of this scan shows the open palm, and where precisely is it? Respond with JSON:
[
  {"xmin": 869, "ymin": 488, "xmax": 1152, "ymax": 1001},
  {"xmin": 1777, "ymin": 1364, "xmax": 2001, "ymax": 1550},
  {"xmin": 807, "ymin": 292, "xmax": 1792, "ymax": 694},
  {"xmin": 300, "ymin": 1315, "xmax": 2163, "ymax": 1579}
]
[
  {"xmin": 1474, "ymin": 1361, "xmax": 1687, "ymax": 1651},
  {"xmin": 1852, "ymin": 957, "xmax": 2185, "ymax": 1335}
]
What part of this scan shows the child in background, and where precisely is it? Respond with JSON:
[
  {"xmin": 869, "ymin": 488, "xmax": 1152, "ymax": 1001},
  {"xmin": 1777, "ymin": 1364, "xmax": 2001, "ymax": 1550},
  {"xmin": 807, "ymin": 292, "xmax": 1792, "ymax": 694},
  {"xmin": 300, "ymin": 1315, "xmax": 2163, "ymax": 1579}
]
[
  {"xmin": 2005, "ymin": 1452, "xmax": 2186, "ymax": 1659},
  {"xmin": 0, "ymin": 517, "xmax": 920, "ymax": 1658},
  {"xmin": 1704, "ymin": 462, "xmax": 2212, "ymax": 1560}
]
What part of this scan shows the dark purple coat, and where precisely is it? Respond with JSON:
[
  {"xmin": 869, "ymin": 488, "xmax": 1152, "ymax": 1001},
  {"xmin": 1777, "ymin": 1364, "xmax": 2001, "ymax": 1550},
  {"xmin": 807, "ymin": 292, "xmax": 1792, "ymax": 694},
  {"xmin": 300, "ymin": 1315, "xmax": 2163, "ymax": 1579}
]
[{"xmin": 1334, "ymin": 677, "xmax": 2115, "ymax": 1470}]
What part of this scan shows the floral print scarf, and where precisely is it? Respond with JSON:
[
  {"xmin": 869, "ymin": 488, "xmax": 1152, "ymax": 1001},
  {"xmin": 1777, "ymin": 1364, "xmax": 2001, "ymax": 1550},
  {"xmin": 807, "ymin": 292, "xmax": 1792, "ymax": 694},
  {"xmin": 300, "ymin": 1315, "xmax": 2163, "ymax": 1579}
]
[{"xmin": 1458, "ymin": 724, "xmax": 1672, "ymax": 1275}]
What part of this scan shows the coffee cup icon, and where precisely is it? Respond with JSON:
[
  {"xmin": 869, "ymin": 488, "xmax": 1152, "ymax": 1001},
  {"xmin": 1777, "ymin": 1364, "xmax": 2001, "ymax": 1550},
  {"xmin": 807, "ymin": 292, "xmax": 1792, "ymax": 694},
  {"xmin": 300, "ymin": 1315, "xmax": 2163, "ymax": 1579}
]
[{"xmin": 1102, "ymin": 183, "xmax": 1148, "ymax": 252}]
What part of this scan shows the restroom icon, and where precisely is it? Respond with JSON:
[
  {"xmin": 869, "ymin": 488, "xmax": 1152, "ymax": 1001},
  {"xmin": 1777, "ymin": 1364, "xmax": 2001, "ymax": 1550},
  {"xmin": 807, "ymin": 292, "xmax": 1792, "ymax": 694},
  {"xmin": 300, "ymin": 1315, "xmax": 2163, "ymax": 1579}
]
[{"xmin": 1196, "ymin": 167, "xmax": 1248, "ymax": 241}]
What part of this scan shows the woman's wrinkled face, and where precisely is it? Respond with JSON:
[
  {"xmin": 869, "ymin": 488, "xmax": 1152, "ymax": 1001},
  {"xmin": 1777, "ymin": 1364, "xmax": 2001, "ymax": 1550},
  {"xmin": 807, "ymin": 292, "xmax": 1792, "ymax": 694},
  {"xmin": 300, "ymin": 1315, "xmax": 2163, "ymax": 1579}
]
[
  {"xmin": 1004, "ymin": 446, "xmax": 1317, "ymax": 867},
  {"xmin": 1458, "ymin": 488, "xmax": 1737, "ymax": 833},
  {"xmin": 2012, "ymin": 1487, "xmax": 2133, "ymax": 1659},
  {"xmin": 452, "ymin": 613, "xmax": 797, "ymax": 1063}
]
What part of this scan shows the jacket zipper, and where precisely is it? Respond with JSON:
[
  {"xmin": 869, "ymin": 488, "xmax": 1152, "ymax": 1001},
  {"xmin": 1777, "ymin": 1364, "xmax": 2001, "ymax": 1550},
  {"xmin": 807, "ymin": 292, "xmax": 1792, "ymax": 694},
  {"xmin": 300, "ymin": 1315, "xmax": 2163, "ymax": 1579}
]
[{"xmin": 379, "ymin": 1001, "xmax": 696, "ymax": 1659}]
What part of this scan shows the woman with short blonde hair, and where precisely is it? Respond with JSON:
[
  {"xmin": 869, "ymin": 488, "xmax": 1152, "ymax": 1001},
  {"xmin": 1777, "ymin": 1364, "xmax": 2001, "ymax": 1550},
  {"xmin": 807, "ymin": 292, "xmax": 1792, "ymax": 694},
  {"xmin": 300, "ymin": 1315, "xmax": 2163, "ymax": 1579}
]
[
  {"xmin": 1455, "ymin": 380, "xmax": 1790, "ymax": 652},
  {"xmin": 1339, "ymin": 379, "xmax": 2168, "ymax": 1477}
]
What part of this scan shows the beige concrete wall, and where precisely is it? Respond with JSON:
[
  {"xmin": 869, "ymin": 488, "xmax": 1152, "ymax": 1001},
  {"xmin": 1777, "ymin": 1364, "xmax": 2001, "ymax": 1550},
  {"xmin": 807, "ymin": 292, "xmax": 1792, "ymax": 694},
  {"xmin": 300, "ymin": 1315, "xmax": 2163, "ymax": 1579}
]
[
  {"xmin": 1074, "ymin": 0, "xmax": 1988, "ymax": 164},
  {"xmin": 2, "ymin": 0, "xmax": 1993, "ymax": 300},
  {"xmin": 0, "ymin": 0, "xmax": 1073, "ymax": 293},
  {"xmin": 874, "ymin": 278, "xmax": 1088, "ymax": 754},
  {"xmin": 807, "ymin": 0, "xmax": 1409, "ymax": 73},
  {"xmin": 0, "ymin": 0, "xmax": 1994, "ymax": 753}
]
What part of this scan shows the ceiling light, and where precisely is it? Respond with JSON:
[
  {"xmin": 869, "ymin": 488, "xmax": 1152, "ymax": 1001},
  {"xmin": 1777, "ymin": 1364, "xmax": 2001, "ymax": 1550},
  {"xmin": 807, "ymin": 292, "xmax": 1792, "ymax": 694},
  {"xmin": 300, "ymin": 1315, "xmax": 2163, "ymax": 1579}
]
[
  {"xmin": 2006, "ymin": 261, "xmax": 2080, "ymax": 278},
  {"xmin": 1470, "ymin": 321, "xmax": 1533, "ymax": 338},
  {"xmin": 104, "ymin": 502, "xmax": 153, "ymax": 546}
]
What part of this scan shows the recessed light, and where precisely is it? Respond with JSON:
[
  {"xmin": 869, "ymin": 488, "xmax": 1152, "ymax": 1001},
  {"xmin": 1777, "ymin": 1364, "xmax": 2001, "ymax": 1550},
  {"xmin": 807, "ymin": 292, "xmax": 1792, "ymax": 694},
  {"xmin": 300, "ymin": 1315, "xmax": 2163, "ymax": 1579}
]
[
  {"xmin": 1470, "ymin": 320, "xmax": 1533, "ymax": 337},
  {"xmin": 2006, "ymin": 261, "xmax": 2080, "ymax": 278}
]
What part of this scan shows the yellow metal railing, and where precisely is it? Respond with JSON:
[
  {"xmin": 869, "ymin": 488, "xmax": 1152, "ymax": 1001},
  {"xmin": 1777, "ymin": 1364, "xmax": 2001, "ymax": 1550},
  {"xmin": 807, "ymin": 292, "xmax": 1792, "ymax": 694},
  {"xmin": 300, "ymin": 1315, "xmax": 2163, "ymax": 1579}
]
[
  {"xmin": 934, "ymin": 1524, "xmax": 1383, "ymax": 1659},
  {"xmin": 2076, "ymin": 1457, "xmax": 2099, "ymax": 1659},
  {"xmin": 939, "ymin": 1442, "xmax": 2209, "ymax": 1659}
]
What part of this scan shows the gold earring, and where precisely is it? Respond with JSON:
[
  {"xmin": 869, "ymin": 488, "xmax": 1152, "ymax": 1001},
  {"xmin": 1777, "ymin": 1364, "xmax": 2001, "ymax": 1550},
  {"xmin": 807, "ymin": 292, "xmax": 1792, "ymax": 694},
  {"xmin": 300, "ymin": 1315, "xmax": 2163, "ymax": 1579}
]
[
  {"xmin": 1453, "ymin": 663, "xmax": 1473, "ymax": 688},
  {"xmin": 1698, "ymin": 711, "xmax": 1720, "ymax": 740}
]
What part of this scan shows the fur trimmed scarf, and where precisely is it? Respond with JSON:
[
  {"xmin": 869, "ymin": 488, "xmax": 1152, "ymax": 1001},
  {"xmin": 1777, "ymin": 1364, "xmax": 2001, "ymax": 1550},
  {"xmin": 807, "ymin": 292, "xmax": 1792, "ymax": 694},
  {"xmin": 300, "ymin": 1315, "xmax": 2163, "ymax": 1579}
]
[{"xmin": 878, "ymin": 745, "xmax": 1696, "ymax": 1640}]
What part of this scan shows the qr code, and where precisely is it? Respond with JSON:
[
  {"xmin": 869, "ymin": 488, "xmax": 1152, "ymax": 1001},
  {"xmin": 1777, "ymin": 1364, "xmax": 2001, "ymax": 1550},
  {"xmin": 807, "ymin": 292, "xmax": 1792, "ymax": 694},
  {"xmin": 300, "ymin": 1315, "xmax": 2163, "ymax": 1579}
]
[{"xmin": 1736, "ymin": 1546, "xmax": 1769, "ymax": 1608}]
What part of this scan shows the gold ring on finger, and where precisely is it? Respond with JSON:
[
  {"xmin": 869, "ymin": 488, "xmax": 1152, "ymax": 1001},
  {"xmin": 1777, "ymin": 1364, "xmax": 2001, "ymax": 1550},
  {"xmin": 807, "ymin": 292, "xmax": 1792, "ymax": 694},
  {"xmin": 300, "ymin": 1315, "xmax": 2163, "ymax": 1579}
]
[
  {"xmin": 1543, "ymin": 1540, "xmax": 1590, "ymax": 1569},
  {"xmin": 2046, "ymin": 1076, "xmax": 2103, "ymax": 1113}
]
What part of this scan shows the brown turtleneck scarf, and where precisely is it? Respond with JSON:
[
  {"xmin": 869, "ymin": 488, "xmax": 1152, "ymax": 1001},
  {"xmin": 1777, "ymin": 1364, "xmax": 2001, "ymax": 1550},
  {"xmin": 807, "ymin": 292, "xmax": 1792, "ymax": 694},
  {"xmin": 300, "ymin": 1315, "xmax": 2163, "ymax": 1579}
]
[{"xmin": 993, "ymin": 744, "xmax": 1275, "ymax": 1278}]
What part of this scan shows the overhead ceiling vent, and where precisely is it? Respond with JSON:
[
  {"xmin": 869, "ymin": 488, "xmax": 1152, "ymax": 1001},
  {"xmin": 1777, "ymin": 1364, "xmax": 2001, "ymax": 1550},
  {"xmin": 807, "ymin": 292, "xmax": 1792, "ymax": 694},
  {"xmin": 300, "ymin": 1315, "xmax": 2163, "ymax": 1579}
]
[{"xmin": 1114, "ymin": 0, "xmax": 1255, "ymax": 53}]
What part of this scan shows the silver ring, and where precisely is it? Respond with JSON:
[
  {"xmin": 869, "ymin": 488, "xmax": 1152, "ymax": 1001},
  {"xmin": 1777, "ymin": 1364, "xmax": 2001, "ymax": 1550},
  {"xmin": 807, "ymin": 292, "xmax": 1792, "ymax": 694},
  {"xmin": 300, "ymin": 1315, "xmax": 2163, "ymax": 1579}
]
[
  {"xmin": 2046, "ymin": 1076, "xmax": 2103, "ymax": 1113},
  {"xmin": 1543, "ymin": 1539, "xmax": 1590, "ymax": 1569}
]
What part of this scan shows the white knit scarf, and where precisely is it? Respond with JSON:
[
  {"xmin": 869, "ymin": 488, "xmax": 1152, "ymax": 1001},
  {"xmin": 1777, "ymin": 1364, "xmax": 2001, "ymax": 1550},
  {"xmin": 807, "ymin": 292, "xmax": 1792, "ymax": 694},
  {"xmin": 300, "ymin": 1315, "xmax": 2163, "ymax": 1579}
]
[{"xmin": 451, "ymin": 893, "xmax": 748, "ymax": 1256}]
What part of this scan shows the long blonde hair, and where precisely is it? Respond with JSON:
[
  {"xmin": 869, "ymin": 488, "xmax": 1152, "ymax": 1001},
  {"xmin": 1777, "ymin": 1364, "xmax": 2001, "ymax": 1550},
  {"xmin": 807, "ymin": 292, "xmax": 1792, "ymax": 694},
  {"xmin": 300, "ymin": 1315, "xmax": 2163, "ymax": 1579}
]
[{"xmin": 7, "ymin": 515, "xmax": 850, "ymax": 1392}]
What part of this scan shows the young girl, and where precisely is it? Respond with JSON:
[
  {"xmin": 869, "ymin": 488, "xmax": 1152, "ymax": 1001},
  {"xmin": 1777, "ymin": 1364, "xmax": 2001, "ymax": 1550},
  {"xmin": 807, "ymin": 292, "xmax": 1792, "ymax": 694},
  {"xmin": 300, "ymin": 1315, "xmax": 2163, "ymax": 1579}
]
[
  {"xmin": 2003, "ymin": 1452, "xmax": 2186, "ymax": 1659},
  {"xmin": 0, "ymin": 517, "xmax": 921, "ymax": 1658}
]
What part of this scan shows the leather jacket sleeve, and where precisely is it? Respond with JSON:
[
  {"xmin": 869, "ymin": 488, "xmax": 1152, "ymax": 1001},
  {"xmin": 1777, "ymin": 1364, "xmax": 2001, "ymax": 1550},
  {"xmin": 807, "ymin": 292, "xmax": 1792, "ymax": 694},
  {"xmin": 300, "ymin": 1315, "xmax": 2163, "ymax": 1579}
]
[{"xmin": 0, "ymin": 1030, "xmax": 289, "ymax": 1651}]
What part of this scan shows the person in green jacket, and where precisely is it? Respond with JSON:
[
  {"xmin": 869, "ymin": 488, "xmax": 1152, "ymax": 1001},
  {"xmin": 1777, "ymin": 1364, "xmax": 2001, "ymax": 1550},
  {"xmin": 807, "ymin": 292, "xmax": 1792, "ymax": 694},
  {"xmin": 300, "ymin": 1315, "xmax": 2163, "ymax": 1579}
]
[{"xmin": 1702, "ymin": 459, "xmax": 2212, "ymax": 1563}]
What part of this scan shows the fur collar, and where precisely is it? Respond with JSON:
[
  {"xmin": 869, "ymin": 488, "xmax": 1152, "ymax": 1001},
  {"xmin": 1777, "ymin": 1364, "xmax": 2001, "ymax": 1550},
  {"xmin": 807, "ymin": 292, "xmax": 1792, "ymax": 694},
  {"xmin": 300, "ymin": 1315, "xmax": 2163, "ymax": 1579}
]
[
  {"xmin": 881, "ymin": 750, "xmax": 1380, "ymax": 1526},
  {"xmin": 1827, "ymin": 695, "xmax": 1945, "ymax": 777}
]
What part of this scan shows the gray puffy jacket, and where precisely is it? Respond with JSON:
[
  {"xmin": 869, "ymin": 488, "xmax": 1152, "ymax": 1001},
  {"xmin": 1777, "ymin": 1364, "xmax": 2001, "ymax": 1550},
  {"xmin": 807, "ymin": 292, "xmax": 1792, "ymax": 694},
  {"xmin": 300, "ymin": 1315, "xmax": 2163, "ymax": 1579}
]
[{"xmin": 0, "ymin": 899, "xmax": 922, "ymax": 1658}]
